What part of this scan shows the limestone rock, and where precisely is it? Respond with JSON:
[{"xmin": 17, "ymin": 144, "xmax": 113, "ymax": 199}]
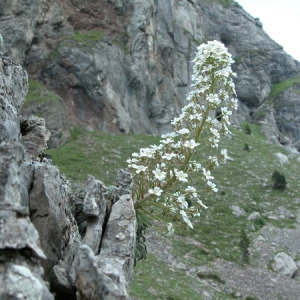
[
  {"xmin": 0, "ymin": 48, "xmax": 136, "ymax": 299},
  {"xmin": 247, "ymin": 212, "xmax": 261, "ymax": 221},
  {"xmin": 1, "ymin": 0, "xmax": 299, "ymax": 145},
  {"xmin": 0, "ymin": 52, "xmax": 53, "ymax": 299},
  {"xmin": 0, "ymin": 53, "xmax": 28, "ymax": 142},
  {"xmin": 230, "ymin": 205, "xmax": 246, "ymax": 217},
  {"xmin": 20, "ymin": 115, "xmax": 51, "ymax": 159},
  {"xmin": 275, "ymin": 152, "xmax": 289, "ymax": 164},
  {"xmin": 75, "ymin": 245, "xmax": 128, "ymax": 300},
  {"xmin": 21, "ymin": 94, "xmax": 70, "ymax": 149},
  {"xmin": 272, "ymin": 252, "xmax": 298, "ymax": 278},
  {"xmin": 82, "ymin": 175, "xmax": 111, "ymax": 253}
]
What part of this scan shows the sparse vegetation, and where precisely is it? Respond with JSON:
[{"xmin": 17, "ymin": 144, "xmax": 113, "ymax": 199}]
[
  {"xmin": 45, "ymin": 123, "xmax": 300, "ymax": 299},
  {"xmin": 45, "ymin": 128, "xmax": 160, "ymax": 185},
  {"xmin": 271, "ymin": 170, "xmax": 287, "ymax": 190},
  {"xmin": 239, "ymin": 229, "xmax": 250, "ymax": 265},
  {"xmin": 268, "ymin": 76, "xmax": 300, "ymax": 103},
  {"xmin": 24, "ymin": 78, "xmax": 61, "ymax": 107},
  {"xmin": 48, "ymin": 30, "xmax": 105, "ymax": 60},
  {"xmin": 243, "ymin": 123, "xmax": 252, "ymax": 135},
  {"xmin": 71, "ymin": 31, "xmax": 105, "ymax": 46},
  {"xmin": 243, "ymin": 143, "xmax": 250, "ymax": 151}
]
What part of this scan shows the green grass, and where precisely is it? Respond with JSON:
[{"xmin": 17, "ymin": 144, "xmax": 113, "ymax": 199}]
[
  {"xmin": 268, "ymin": 76, "xmax": 300, "ymax": 103},
  {"xmin": 131, "ymin": 254, "xmax": 202, "ymax": 300},
  {"xmin": 45, "ymin": 128, "xmax": 160, "ymax": 186},
  {"xmin": 48, "ymin": 30, "xmax": 105, "ymax": 60},
  {"xmin": 71, "ymin": 31, "xmax": 105, "ymax": 46},
  {"xmin": 24, "ymin": 79, "xmax": 61, "ymax": 107},
  {"xmin": 131, "ymin": 254, "xmax": 238, "ymax": 300},
  {"xmin": 45, "ymin": 123, "xmax": 300, "ymax": 298}
]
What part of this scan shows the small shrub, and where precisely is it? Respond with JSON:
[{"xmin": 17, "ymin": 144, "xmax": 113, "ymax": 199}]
[
  {"xmin": 239, "ymin": 229, "xmax": 250, "ymax": 265},
  {"xmin": 243, "ymin": 123, "xmax": 252, "ymax": 135},
  {"xmin": 271, "ymin": 170, "xmax": 287, "ymax": 190},
  {"xmin": 243, "ymin": 143, "xmax": 250, "ymax": 151},
  {"xmin": 253, "ymin": 216, "xmax": 266, "ymax": 229}
]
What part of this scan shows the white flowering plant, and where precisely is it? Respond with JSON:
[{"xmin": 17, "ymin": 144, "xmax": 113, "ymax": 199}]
[{"xmin": 127, "ymin": 41, "xmax": 238, "ymax": 261}]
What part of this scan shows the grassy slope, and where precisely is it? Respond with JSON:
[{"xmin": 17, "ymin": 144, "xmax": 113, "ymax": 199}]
[
  {"xmin": 45, "ymin": 124, "xmax": 299, "ymax": 299},
  {"xmin": 24, "ymin": 79, "xmax": 62, "ymax": 108}
]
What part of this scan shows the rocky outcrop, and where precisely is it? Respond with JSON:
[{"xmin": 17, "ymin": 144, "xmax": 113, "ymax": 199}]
[
  {"xmin": 0, "ymin": 50, "xmax": 136, "ymax": 298},
  {"xmin": 253, "ymin": 83, "xmax": 300, "ymax": 150},
  {"xmin": 272, "ymin": 252, "xmax": 298, "ymax": 278},
  {"xmin": 0, "ymin": 47, "xmax": 53, "ymax": 300},
  {"xmin": 0, "ymin": 0, "xmax": 299, "ymax": 148}
]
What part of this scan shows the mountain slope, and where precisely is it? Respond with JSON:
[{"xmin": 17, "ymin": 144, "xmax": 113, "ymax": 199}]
[
  {"xmin": 45, "ymin": 123, "xmax": 300, "ymax": 299},
  {"xmin": 1, "ymin": 0, "xmax": 300, "ymax": 149}
]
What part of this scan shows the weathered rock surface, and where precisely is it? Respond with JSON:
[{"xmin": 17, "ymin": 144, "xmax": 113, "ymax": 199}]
[
  {"xmin": 21, "ymin": 95, "xmax": 70, "ymax": 149},
  {"xmin": 272, "ymin": 252, "xmax": 298, "ymax": 278},
  {"xmin": 0, "ymin": 51, "xmax": 53, "ymax": 300},
  {"xmin": 0, "ymin": 0, "xmax": 299, "ymax": 149},
  {"xmin": 0, "ymin": 49, "xmax": 136, "ymax": 299}
]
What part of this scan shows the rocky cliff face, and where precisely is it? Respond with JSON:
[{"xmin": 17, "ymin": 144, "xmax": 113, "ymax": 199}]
[
  {"xmin": 1, "ymin": 0, "xmax": 300, "ymax": 149},
  {"xmin": 0, "ymin": 50, "xmax": 136, "ymax": 299}
]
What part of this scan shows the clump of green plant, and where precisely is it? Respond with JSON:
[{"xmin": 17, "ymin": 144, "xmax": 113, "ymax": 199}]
[
  {"xmin": 271, "ymin": 170, "xmax": 287, "ymax": 190},
  {"xmin": 243, "ymin": 123, "xmax": 252, "ymax": 135},
  {"xmin": 239, "ymin": 229, "xmax": 250, "ymax": 265},
  {"xmin": 243, "ymin": 143, "xmax": 250, "ymax": 151},
  {"xmin": 127, "ymin": 41, "xmax": 238, "ymax": 261},
  {"xmin": 253, "ymin": 216, "xmax": 266, "ymax": 229}
]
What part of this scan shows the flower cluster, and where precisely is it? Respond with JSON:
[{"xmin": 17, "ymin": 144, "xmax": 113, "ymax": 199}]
[{"xmin": 128, "ymin": 41, "xmax": 238, "ymax": 234}]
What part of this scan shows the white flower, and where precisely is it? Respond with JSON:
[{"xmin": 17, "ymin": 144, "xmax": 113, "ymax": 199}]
[
  {"xmin": 194, "ymin": 163, "xmax": 202, "ymax": 170},
  {"xmin": 210, "ymin": 128, "xmax": 220, "ymax": 139},
  {"xmin": 177, "ymin": 195, "xmax": 188, "ymax": 209},
  {"xmin": 209, "ymin": 156, "xmax": 219, "ymax": 167},
  {"xmin": 220, "ymin": 149, "xmax": 230, "ymax": 162},
  {"xmin": 139, "ymin": 147, "xmax": 155, "ymax": 158},
  {"xmin": 171, "ymin": 141, "xmax": 181, "ymax": 149},
  {"xmin": 162, "ymin": 152, "xmax": 177, "ymax": 160},
  {"xmin": 175, "ymin": 170, "xmax": 188, "ymax": 182},
  {"xmin": 128, "ymin": 40, "xmax": 238, "ymax": 233},
  {"xmin": 207, "ymin": 94, "xmax": 221, "ymax": 105},
  {"xmin": 203, "ymin": 168, "xmax": 213, "ymax": 181},
  {"xmin": 185, "ymin": 186, "xmax": 197, "ymax": 198},
  {"xmin": 197, "ymin": 198, "xmax": 208, "ymax": 209},
  {"xmin": 184, "ymin": 139, "xmax": 199, "ymax": 149},
  {"xmin": 153, "ymin": 168, "xmax": 166, "ymax": 181},
  {"xmin": 150, "ymin": 144, "xmax": 163, "ymax": 151},
  {"xmin": 161, "ymin": 137, "xmax": 174, "ymax": 145},
  {"xmin": 180, "ymin": 210, "xmax": 193, "ymax": 228},
  {"xmin": 177, "ymin": 128, "xmax": 190, "ymax": 135},
  {"xmin": 161, "ymin": 132, "xmax": 177, "ymax": 138},
  {"xmin": 221, "ymin": 106, "xmax": 232, "ymax": 116},
  {"xmin": 207, "ymin": 181, "xmax": 218, "ymax": 192},
  {"xmin": 167, "ymin": 223, "xmax": 174, "ymax": 235},
  {"xmin": 131, "ymin": 164, "xmax": 148, "ymax": 174},
  {"xmin": 148, "ymin": 186, "xmax": 163, "ymax": 196},
  {"xmin": 127, "ymin": 158, "xmax": 139, "ymax": 164}
]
